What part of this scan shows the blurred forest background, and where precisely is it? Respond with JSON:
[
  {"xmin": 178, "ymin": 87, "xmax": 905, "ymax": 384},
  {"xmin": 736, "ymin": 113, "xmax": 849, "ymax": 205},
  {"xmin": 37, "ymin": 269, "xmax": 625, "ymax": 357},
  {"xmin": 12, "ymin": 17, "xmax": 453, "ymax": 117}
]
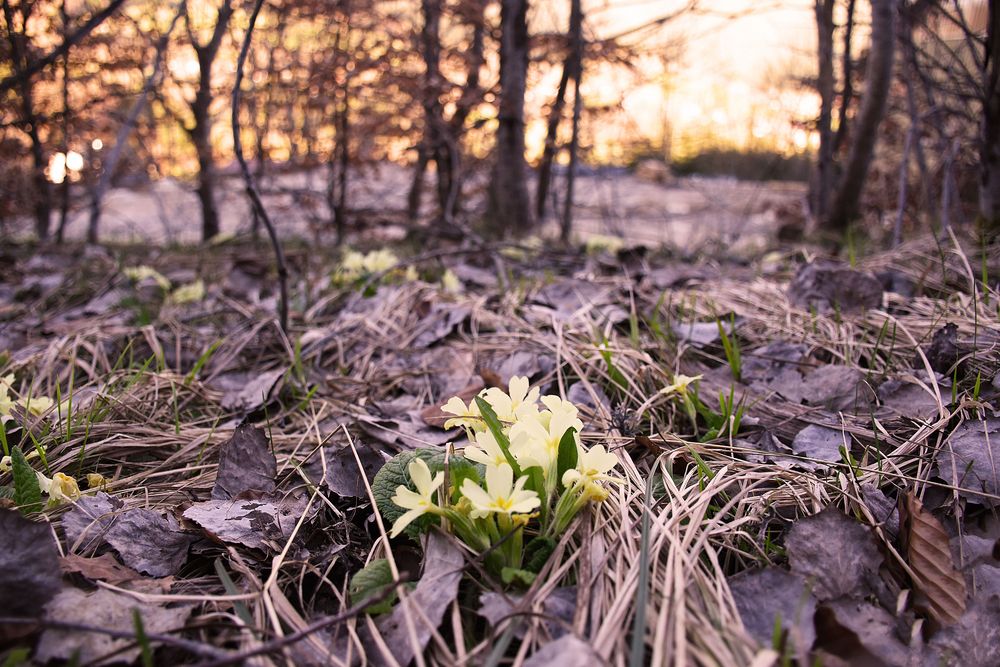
[{"xmin": 0, "ymin": 0, "xmax": 995, "ymax": 248}]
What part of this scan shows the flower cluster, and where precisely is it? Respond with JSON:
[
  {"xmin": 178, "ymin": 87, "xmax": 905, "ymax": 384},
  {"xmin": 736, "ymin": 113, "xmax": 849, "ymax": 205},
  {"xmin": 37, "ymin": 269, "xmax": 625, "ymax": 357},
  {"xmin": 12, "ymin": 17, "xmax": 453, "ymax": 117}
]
[
  {"xmin": 333, "ymin": 248, "xmax": 417, "ymax": 285},
  {"xmin": 380, "ymin": 377, "xmax": 621, "ymax": 582},
  {"xmin": 0, "ymin": 374, "xmax": 56, "ymax": 420}
]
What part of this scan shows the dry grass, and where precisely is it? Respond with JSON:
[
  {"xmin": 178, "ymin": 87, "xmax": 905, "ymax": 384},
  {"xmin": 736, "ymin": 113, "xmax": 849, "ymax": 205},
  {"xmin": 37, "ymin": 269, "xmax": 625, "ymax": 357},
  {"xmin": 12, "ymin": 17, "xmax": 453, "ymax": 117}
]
[{"xmin": 2, "ymin": 231, "xmax": 998, "ymax": 665}]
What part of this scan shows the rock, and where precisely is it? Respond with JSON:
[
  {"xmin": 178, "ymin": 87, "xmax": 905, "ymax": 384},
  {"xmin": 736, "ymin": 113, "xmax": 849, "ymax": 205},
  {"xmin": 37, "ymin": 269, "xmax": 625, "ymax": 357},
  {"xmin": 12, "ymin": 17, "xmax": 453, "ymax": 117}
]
[{"xmin": 788, "ymin": 261, "xmax": 883, "ymax": 313}]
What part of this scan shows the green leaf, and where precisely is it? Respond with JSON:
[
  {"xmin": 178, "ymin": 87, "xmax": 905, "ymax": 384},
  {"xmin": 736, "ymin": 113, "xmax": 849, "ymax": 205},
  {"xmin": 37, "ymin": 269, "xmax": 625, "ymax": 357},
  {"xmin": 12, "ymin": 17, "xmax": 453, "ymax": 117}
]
[
  {"xmin": 501, "ymin": 566, "xmax": 536, "ymax": 587},
  {"xmin": 11, "ymin": 448, "xmax": 42, "ymax": 515},
  {"xmin": 473, "ymin": 397, "xmax": 521, "ymax": 476},
  {"xmin": 556, "ymin": 427, "xmax": 578, "ymax": 488},
  {"xmin": 523, "ymin": 536, "xmax": 556, "ymax": 574},
  {"xmin": 371, "ymin": 448, "xmax": 481, "ymax": 538},
  {"xmin": 349, "ymin": 559, "xmax": 398, "ymax": 614}
]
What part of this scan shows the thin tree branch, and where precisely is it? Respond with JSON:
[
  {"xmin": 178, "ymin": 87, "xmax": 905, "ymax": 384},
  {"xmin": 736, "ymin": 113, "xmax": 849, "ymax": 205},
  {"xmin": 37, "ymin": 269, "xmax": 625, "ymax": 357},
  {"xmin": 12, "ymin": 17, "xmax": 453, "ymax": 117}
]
[{"xmin": 233, "ymin": 0, "xmax": 289, "ymax": 334}]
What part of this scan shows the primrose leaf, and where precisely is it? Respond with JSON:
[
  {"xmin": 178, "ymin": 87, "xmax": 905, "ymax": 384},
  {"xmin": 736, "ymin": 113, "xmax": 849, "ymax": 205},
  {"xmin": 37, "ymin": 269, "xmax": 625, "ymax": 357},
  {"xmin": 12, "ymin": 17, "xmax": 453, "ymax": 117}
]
[
  {"xmin": 473, "ymin": 396, "xmax": 521, "ymax": 475},
  {"xmin": 556, "ymin": 427, "xmax": 578, "ymax": 487},
  {"xmin": 501, "ymin": 567, "xmax": 537, "ymax": 587},
  {"xmin": 11, "ymin": 448, "xmax": 42, "ymax": 515},
  {"xmin": 371, "ymin": 449, "xmax": 481, "ymax": 538},
  {"xmin": 524, "ymin": 536, "xmax": 557, "ymax": 574},
  {"xmin": 349, "ymin": 559, "xmax": 398, "ymax": 614}
]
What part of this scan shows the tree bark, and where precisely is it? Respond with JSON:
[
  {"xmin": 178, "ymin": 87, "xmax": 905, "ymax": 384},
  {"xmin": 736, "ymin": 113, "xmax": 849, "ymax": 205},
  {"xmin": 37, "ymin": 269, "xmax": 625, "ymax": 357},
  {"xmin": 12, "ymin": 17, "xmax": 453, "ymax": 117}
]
[
  {"xmin": 537, "ymin": 0, "xmax": 583, "ymax": 223},
  {"xmin": 825, "ymin": 0, "xmax": 895, "ymax": 232},
  {"xmin": 981, "ymin": 0, "xmax": 1000, "ymax": 233},
  {"xmin": 486, "ymin": 0, "xmax": 532, "ymax": 237},
  {"xmin": 833, "ymin": 0, "xmax": 856, "ymax": 154},
  {"xmin": 811, "ymin": 0, "xmax": 836, "ymax": 222},
  {"xmin": 3, "ymin": 0, "xmax": 51, "ymax": 239},
  {"xmin": 184, "ymin": 0, "xmax": 233, "ymax": 242}
]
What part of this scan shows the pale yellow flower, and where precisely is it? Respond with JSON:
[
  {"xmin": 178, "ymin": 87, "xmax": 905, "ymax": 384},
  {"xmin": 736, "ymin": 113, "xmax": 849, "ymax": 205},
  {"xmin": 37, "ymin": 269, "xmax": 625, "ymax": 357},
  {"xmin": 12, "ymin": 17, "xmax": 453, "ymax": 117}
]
[
  {"xmin": 460, "ymin": 464, "xmax": 539, "ymax": 519},
  {"xmin": 509, "ymin": 407, "xmax": 583, "ymax": 475},
  {"xmin": 87, "ymin": 473, "xmax": 107, "ymax": 490},
  {"xmin": 389, "ymin": 458, "xmax": 444, "ymax": 538},
  {"xmin": 0, "ymin": 374, "xmax": 15, "ymax": 416},
  {"xmin": 168, "ymin": 280, "xmax": 205, "ymax": 305},
  {"xmin": 37, "ymin": 471, "xmax": 81, "ymax": 505},
  {"xmin": 18, "ymin": 394, "xmax": 53, "ymax": 417},
  {"xmin": 481, "ymin": 376, "xmax": 540, "ymax": 424},
  {"xmin": 440, "ymin": 269, "xmax": 462, "ymax": 293},
  {"xmin": 441, "ymin": 395, "xmax": 482, "ymax": 431},
  {"xmin": 562, "ymin": 445, "xmax": 623, "ymax": 489},
  {"xmin": 123, "ymin": 266, "xmax": 171, "ymax": 291},
  {"xmin": 661, "ymin": 374, "xmax": 703, "ymax": 397},
  {"xmin": 463, "ymin": 430, "xmax": 510, "ymax": 468}
]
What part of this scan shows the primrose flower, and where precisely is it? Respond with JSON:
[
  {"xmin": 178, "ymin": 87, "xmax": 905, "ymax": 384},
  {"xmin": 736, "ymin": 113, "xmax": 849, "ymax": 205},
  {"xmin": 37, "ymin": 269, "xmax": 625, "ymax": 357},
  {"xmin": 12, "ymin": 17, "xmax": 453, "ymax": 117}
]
[
  {"xmin": 0, "ymin": 374, "xmax": 15, "ymax": 416},
  {"xmin": 123, "ymin": 266, "xmax": 171, "ymax": 291},
  {"xmin": 464, "ymin": 430, "xmax": 510, "ymax": 468},
  {"xmin": 509, "ymin": 408, "xmax": 582, "ymax": 475},
  {"xmin": 36, "ymin": 471, "xmax": 82, "ymax": 505},
  {"xmin": 441, "ymin": 269, "xmax": 462, "ymax": 293},
  {"xmin": 441, "ymin": 395, "xmax": 482, "ymax": 431},
  {"xmin": 389, "ymin": 458, "xmax": 444, "ymax": 538},
  {"xmin": 461, "ymin": 464, "xmax": 540, "ymax": 519},
  {"xmin": 661, "ymin": 374, "xmax": 703, "ymax": 397},
  {"xmin": 18, "ymin": 394, "xmax": 53, "ymax": 417},
  {"xmin": 481, "ymin": 376, "xmax": 540, "ymax": 424},
  {"xmin": 87, "ymin": 473, "xmax": 108, "ymax": 489},
  {"xmin": 562, "ymin": 445, "xmax": 623, "ymax": 489},
  {"xmin": 168, "ymin": 280, "xmax": 205, "ymax": 305},
  {"xmin": 363, "ymin": 249, "xmax": 399, "ymax": 274}
]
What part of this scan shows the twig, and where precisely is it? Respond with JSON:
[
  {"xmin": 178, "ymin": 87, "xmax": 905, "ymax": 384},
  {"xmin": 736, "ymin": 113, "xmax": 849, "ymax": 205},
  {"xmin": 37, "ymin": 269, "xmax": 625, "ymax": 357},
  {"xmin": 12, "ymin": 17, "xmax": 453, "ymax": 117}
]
[
  {"xmin": 232, "ymin": 0, "xmax": 290, "ymax": 334},
  {"xmin": 0, "ymin": 617, "xmax": 229, "ymax": 662}
]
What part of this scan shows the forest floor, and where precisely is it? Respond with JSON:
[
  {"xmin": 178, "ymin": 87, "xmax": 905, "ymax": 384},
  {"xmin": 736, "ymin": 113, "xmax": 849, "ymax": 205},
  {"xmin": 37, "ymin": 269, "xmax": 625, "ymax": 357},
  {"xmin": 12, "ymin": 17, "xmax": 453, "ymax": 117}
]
[{"xmin": 1, "ymin": 222, "xmax": 1000, "ymax": 666}]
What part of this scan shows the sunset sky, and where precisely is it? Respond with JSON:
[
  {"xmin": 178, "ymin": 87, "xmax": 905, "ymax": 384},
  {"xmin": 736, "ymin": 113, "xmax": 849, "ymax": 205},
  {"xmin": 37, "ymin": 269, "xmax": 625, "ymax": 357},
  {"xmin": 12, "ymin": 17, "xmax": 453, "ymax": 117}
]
[{"xmin": 575, "ymin": 0, "xmax": 820, "ymax": 160}]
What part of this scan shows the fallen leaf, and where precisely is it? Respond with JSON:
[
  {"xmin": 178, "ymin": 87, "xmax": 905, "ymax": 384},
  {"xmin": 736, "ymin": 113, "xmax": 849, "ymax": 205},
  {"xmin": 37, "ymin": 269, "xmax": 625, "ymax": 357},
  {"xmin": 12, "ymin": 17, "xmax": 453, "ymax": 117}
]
[
  {"xmin": 523, "ymin": 634, "xmax": 603, "ymax": 666},
  {"xmin": 790, "ymin": 425, "xmax": 846, "ymax": 470},
  {"xmin": 212, "ymin": 423, "xmax": 277, "ymax": 500},
  {"xmin": 104, "ymin": 508, "xmax": 193, "ymax": 577},
  {"xmin": 35, "ymin": 587, "xmax": 192, "ymax": 665},
  {"xmin": 369, "ymin": 531, "xmax": 464, "ymax": 665},
  {"xmin": 814, "ymin": 599, "xmax": 911, "ymax": 667},
  {"xmin": 411, "ymin": 302, "xmax": 471, "ymax": 348},
  {"xmin": 211, "ymin": 368, "xmax": 286, "ymax": 413},
  {"xmin": 781, "ymin": 365, "xmax": 873, "ymax": 412},
  {"xmin": 921, "ymin": 323, "xmax": 961, "ymax": 375},
  {"xmin": 62, "ymin": 492, "xmax": 124, "ymax": 554},
  {"xmin": 926, "ymin": 595, "xmax": 1000, "ymax": 666},
  {"xmin": 902, "ymin": 492, "xmax": 967, "ymax": 625},
  {"xmin": 0, "ymin": 509, "xmax": 62, "ymax": 618},
  {"xmin": 729, "ymin": 567, "xmax": 816, "ymax": 651},
  {"xmin": 934, "ymin": 418, "xmax": 1000, "ymax": 503},
  {"xmin": 788, "ymin": 261, "xmax": 882, "ymax": 313},
  {"xmin": 478, "ymin": 586, "xmax": 577, "ymax": 640},
  {"xmin": 60, "ymin": 552, "xmax": 142, "ymax": 586},
  {"xmin": 304, "ymin": 441, "xmax": 386, "ymax": 498},
  {"xmin": 183, "ymin": 494, "xmax": 312, "ymax": 551},
  {"xmin": 785, "ymin": 507, "xmax": 881, "ymax": 601},
  {"xmin": 878, "ymin": 377, "xmax": 943, "ymax": 422}
]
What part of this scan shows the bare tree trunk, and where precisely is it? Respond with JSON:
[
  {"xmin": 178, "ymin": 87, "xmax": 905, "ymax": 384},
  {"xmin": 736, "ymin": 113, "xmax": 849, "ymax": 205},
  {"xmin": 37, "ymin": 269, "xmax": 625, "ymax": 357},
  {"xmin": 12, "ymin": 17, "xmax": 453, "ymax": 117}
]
[
  {"xmin": 486, "ymin": 0, "xmax": 533, "ymax": 237},
  {"xmin": 88, "ymin": 3, "xmax": 182, "ymax": 244},
  {"xmin": 811, "ymin": 0, "xmax": 836, "ymax": 222},
  {"xmin": 833, "ymin": 0, "xmax": 856, "ymax": 154},
  {"xmin": 561, "ymin": 72, "xmax": 582, "ymax": 243},
  {"xmin": 825, "ymin": 0, "xmax": 895, "ymax": 231},
  {"xmin": 184, "ymin": 0, "xmax": 233, "ymax": 242},
  {"xmin": 537, "ymin": 0, "xmax": 583, "ymax": 223},
  {"xmin": 3, "ymin": 0, "xmax": 51, "ymax": 239},
  {"xmin": 981, "ymin": 0, "xmax": 1000, "ymax": 233},
  {"xmin": 407, "ymin": 148, "xmax": 429, "ymax": 221},
  {"xmin": 56, "ymin": 1, "xmax": 71, "ymax": 243}
]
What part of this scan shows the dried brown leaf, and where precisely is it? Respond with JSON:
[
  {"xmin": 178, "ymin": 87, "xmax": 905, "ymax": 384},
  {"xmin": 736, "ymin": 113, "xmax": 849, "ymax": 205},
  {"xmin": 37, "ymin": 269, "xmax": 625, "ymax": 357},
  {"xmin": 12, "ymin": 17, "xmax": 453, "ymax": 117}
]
[
  {"xmin": 212, "ymin": 423, "xmax": 276, "ymax": 500},
  {"xmin": 902, "ymin": 492, "xmax": 967, "ymax": 625}
]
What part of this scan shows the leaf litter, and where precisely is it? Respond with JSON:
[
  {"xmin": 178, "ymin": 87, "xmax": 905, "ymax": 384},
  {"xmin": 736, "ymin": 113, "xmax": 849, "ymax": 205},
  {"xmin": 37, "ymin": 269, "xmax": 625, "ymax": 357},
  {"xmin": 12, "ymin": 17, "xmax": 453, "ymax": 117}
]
[{"xmin": 1, "ymin": 235, "xmax": 1000, "ymax": 664}]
